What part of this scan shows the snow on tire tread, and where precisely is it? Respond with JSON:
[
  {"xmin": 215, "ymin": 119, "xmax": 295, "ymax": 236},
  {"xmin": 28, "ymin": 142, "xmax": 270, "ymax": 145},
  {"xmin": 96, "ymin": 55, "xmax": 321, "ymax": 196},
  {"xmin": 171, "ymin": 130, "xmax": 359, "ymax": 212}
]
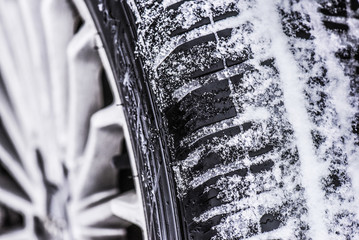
[{"xmin": 133, "ymin": 0, "xmax": 359, "ymax": 239}]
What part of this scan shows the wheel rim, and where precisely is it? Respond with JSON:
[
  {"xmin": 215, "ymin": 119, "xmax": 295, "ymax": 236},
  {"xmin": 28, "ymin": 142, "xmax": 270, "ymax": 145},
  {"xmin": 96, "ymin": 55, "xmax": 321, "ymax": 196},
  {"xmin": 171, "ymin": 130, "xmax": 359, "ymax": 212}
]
[{"xmin": 0, "ymin": 0, "xmax": 146, "ymax": 239}]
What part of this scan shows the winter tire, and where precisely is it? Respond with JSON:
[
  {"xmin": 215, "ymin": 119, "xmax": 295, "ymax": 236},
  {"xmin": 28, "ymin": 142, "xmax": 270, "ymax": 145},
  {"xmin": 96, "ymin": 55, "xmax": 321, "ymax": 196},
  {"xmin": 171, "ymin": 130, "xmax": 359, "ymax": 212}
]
[{"xmin": 1, "ymin": 0, "xmax": 359, "ymax": 240}]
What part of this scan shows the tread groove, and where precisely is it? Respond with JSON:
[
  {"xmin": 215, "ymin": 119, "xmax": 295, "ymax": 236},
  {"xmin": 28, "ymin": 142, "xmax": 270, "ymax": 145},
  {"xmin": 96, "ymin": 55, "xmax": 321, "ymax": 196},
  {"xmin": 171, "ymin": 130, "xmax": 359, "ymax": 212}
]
[
  {"xmin": 166, "ymin": 79, "xmax": 236, "ymax": 143},
  {"xmin": 173, "ymin": 33, "xmax": 216, "ymax": 53},
  {"xmin": 248, "ymin": 145, "xmax": 274, "ymax": 158},
  {"xmin": 322, "ymin": 20, "xmax": 349, "ymax": 32},
  {"xmin": 176, "ymin": 122, "xmax": 252, "ymax": 160},
  {"xmin": 170, "ymin": 17, "xmax": 211, "ymax": 37}
]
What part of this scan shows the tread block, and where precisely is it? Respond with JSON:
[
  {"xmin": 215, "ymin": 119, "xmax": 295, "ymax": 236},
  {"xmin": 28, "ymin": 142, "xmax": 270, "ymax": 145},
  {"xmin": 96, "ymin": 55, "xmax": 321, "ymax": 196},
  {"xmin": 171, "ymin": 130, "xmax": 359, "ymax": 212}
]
[
  {"xmin": 322, "ymin": 20, "xmax": 349, "ymax": 32},
  {"xmin": 354, "ymin": 47, "xmax": 359, "ymax": 61},
  {"xmin": 248, "ymin": 145, "xmax": 273, "ymax": 158},
  {"xmin": 260, "ymin": 58, "xmax": 275, "ymax": 68},
  {"xmin": 295, "ymin": 28, "xmax": 312, "ymax": 40},
  {"xmin": 191, "ymin": 125, "xmax": 242, "ymax": 150},
  {"xmin": 280, "ymin": 10, "xmax": 313, "ymax": 40},
  {"xmin": 319, "ymin": 1, "xmax": 347, "ymax": 17},
  {"xmin": 323, "ymin": 169, "xmax": 349, "ymax": 193},
  {"xmin": 166, "ymin": 0, "xmax": 189, "ymax": 11},
  {"xmin": 250, "ymin": 160, "xmax": 275, "ymax": 174},
  {"xmin": 173, "ymin": 33, "xmax": 216, "ymax": 53},
  {"xmin": 242, "ymin": 122, "xmax": 253, "ymax": 131},
  {"xmin": 225, "ymin": 51, "xmax": 251, "ymax": 67},
  {"xmin": 213, "ymin": 11, "xmax": 239, "ymax": 22},
  {"xmin": 260, "ymin": 58, "xmax": 279, "ymax": 74},
  {"xmin": 217, "ymin": 28, "xmax": 233, "ymax": 39},
  {"xmin": 168, "ymin": 8, "xmax": 238, "ymax": 37},
  {"xmin": 230, "ymin": 73, "xmax": 245, "ymax": 85},
  {"xmin": 183, "ymin": 167, "xmax": 248, "ymax": 219},
  {"xmin": 192, "ymin": 152, "xmax": 223, "ymax": 172},
  {"xmin": 260, "ymin": 58, "xmax": 279, "ymax": 73},
  {"xmin": 335, "ymin": 46, "xmax": 352, "ymax": 60},
  {"xmin": 351, "ymin": 0, "xmax": 359, "ymax": 11},
  {"xmin": 190, "ymin": 60, "xmax": 225, "ymax": 78},
  {"xmin": 328, "ymin": 173, "xmax": 342, "ymax": 189},
  {"xmin": 170, "ymin": 17, "xmax": 211, "ymax": 37},
  {"xmin": 352, "ymin": 113, "xmax": 359, "ymax": 136},
  {"xmin": 175, "ymin": 126, "xmax": 240, "ymax": 160},
  {"xmin": 188, "ymin": 215, "xmax": 224, "ymax": 240},
  {"xmin": 176, "ymin": 123, "xmax": 252, "ymax": 160},
  {"xmin": 166, "ymin": 79, "xmax": 236, "ymax": 143},
  {"xmin": 260, "ymin": 213, "xmax": 281, "ymax": 233}
]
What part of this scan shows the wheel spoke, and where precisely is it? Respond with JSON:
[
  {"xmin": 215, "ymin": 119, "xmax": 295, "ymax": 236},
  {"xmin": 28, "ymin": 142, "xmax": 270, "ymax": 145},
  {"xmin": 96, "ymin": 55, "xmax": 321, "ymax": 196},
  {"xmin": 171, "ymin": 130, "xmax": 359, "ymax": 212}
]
[
  {"xmin": 0, "ymin": 92, "xmax": 44, "ymax": 200},
  {"xmin": 41, "ymin": 0, "xmax": 76, "ymax": 155},
  {"xmin": 71, "ymin": 106, "xmax": 124, "ymax": 199},
  {"xmin": 18, "ymin": 0, "xmax": 51, "ymax": 117},
  {"xmin": 75, "ymin": 189, "xmax": 118, "ymax": 211},
  {"xmin": 0, "ymin": 118, "xmax": 21, "ymax": 165},
  {"xmin": 0, "ymin": 179, "xmax": 32, "ymax": 214},
  {"xmin": 0, "ymin": 113, "xmax": 44, "ymax": 197},
  {"xmin": 71, "ymin": 197, "xmax": 128, "ymax": 230},
  {"xmin": 77, "ymin": 227, "xmax": 126, "ymax": 238},
  {"xmin": 0, "ymin": 1, "xmax": 47, "ymax": 189},
  {"xmin": 0, "ymin": 146, "xmax": 31, "ymax": 197},
  {"xmin": 0, "ymin": 0, "xmax": 39, "ymax": 141},
  {"xmin": 111, "ymin": 190, "xmax": 146, "ymax": 228},
  {"xmin": 0, "ymin": 229, "xmax": 34, "ymax": 240},
  {"xmin": 17, "ymin": 0, "xmax": 67, "ymax": 186},
  {"xmin": 66, "ymin": 23, "xmax": 103, "ymax": 164},
  {"xmin": 0, "ymin": 91, "xmax": 27, "ymax": 163}
]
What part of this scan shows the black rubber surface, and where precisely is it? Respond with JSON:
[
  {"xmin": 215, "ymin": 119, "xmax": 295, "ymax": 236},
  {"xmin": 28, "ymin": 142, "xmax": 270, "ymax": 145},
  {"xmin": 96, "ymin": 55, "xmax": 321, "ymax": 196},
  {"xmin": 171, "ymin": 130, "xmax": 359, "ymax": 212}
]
[
  {"xmin": 85, "ymin": 1, "xmax": 183, "ymax": 239},
  {"xmin": 165, "ymin": 79, "xmax": 236, "ymax": 141}
]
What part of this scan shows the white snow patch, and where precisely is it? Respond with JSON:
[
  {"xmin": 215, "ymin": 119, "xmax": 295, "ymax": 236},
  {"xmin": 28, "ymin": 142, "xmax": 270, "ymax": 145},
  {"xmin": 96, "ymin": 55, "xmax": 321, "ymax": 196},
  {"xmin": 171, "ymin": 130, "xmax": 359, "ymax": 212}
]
[
  {"xmin": 300, "ymin": 1, "xmax": 359, "ymax": 222},
  {"xmin": 162, "ymin": 0, "xmax": 180, "ymax": 9},
  {"xmin": 240, "ymin": 107, "xmax": 271, "ymax": 122},
  {"xmin": 180, "ymin": 107, "xmax": 269, "ymax": 149},
  {"xmin": 189, "ymin": 158, "xmax": 246, "ymax": 189},
  {"xmin": 172, "ymin": 80, "xmax": 202, "ymax": 101},
  {"xmin": 181, "ymin": 147, "xmax": 205, "ymax": 169},
  {"xmin": 153, "ymin": 8, "xmax": 254, "ymax": 70},
  {"xmin": 259, "ymin": 0, "xmax": 330, "ymax": 238}
]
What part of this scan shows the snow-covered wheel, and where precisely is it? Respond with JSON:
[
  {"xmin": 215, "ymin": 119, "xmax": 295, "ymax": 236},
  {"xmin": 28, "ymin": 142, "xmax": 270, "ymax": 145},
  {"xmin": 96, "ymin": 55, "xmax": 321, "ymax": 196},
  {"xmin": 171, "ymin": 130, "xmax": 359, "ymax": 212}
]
[{"xmin": 0, "ymin": 0, "xmax": 146, "ymax": 239}]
